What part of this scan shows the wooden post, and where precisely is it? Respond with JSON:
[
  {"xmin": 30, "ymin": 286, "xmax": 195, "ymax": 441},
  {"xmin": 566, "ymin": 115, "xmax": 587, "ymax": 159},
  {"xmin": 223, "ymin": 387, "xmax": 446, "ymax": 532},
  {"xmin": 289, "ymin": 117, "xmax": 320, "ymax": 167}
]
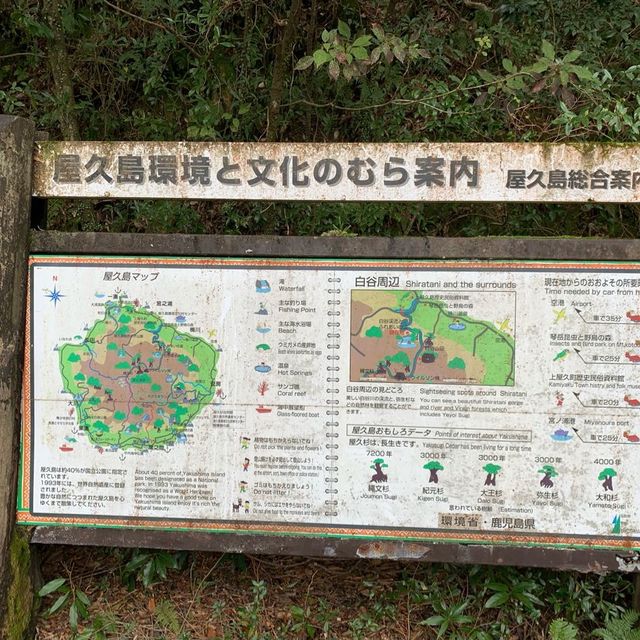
[{"xmin": 0, "ymin": 115, "xmax": 35, "ymax": 639}]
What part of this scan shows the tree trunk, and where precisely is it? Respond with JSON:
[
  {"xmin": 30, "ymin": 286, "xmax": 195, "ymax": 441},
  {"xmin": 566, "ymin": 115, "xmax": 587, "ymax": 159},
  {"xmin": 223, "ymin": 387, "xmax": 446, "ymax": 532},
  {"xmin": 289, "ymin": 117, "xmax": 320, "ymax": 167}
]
[
  {"xmin": 371, "ymin": 463, "xmax": 387, "ymax": 482},
  {"xmin": 540, "ymin": 473, "xmax": 553, "ymax": 488},
  {"xmin": 306, "ymin": 0, "xmax": 318, "ymax": 55},
  {"xmin": 267, "ymin": 0, "xmax": 302, "ymax": 141},
  {"xmin": 42, "ymin": 0, "xmax": 80, "ymax": 140},
  {"xmin": 428, "ymin": 469, "xmax": 439, "ymax": 483}
]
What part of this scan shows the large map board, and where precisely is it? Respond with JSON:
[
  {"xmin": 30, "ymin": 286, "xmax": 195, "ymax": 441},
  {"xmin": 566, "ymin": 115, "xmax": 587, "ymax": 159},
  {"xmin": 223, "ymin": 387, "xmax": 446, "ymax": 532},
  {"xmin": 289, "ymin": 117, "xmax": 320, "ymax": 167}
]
[{"xmin": 18, "ymin": 255, "xmax": 640, "ymax": 549}]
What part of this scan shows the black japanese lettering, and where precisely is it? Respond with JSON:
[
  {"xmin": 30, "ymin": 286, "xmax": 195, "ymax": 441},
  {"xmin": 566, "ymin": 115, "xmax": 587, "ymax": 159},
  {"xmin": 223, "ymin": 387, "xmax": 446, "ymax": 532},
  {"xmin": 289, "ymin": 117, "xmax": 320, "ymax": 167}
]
[
  {"xmin": 117, "ymin": 155, "xmax": 144, "ymax": 184},
  {"xmin": 383, "ymin": 157, "xmax": 409, "ymax": 186},
  {"xmin": 85, "ymin": 154, "xmax": 113, "ymax": 183},
  {"xmin": 53, "ymin": 154, "xmax": 82, "ymax": 183},
  {"xmin": 248, "ymin": 156, "xmax": 276, "ymax": 186},
  {"xmin": 313, "ymin": 159, "xmax": 342, "ymax": 186}
]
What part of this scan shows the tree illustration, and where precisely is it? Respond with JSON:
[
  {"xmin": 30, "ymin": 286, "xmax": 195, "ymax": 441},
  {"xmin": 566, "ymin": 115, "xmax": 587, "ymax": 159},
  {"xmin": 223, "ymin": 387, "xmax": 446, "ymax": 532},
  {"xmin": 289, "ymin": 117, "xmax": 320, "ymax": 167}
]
[
  {"xmin": 598, "ymin": 467, "xmax": 617, "ymax": 492},
  {"xmin": 257, "ymin": 381, "xmax": 269, "ymax": 396},
  {"xmin": 370, "ymin": 458, "xmax": 388, "ymax": 483},
  {"xmin": 538, "ymin": 464, "xmax": 558, "ymax": 488},
  {"xmin": 423, "ymin": 460, "xmax": 444, "ymax": 484},
  {"xmin": 483, "ymin": 463, "xmax": 501, "ymax": 486},
  {"xmin": 87, "ymin": 376, "xmax": 101, "ymax": 388}
]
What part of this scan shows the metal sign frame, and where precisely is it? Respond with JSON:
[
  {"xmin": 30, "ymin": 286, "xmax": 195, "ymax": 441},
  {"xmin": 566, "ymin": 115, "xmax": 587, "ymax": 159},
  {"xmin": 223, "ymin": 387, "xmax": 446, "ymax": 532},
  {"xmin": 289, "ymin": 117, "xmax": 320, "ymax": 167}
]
[{"xmin": 25, "ymin": 230, "xmax": 640, "ymax": 573}]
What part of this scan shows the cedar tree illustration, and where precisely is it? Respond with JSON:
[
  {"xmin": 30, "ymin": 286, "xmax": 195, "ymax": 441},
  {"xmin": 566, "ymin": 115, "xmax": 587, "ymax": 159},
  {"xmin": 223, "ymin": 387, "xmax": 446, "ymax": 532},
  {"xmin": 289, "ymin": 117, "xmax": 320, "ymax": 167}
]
[
  {"xmin": 423, "ymin": 460, "xmax": 444, "ymax": 484},
  {"xmin": 598, "ymin": 467, "xmax": 617, "ymax": 492},
  {"xmin": 538, "ymin": 464, "xmax": 558, "ymax": 488},
  {"xmin": 370, "ymin": 458, "xmax": 388, "ymax": 483},
  {"xmin": 483, "ymin": 463, "xmax": 501, "ymax": 486}
]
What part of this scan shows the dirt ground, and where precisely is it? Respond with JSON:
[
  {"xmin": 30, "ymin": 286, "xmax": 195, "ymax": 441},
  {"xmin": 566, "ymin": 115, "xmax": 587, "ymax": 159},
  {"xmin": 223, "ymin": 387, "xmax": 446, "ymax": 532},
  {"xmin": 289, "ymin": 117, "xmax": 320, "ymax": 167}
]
[{"xmin": 33, "ymin": 544, "xmax": 634, "ymax": 640}]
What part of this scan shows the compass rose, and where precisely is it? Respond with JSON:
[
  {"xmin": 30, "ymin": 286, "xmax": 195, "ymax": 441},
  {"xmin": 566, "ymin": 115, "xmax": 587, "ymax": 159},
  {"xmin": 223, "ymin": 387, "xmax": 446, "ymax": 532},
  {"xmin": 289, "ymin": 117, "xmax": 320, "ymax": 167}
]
[{"xmin": 45, "ymin": 285, "xmax": 65, "ymax": 306}]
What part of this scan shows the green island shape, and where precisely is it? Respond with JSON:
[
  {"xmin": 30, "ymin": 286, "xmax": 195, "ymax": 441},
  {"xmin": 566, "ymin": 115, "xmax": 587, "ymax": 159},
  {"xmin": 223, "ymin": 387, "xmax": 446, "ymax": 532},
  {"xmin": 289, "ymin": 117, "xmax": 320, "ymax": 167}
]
[{"xmin": 59, "ymin": 300, "xmax": 219, "ymax": 452}]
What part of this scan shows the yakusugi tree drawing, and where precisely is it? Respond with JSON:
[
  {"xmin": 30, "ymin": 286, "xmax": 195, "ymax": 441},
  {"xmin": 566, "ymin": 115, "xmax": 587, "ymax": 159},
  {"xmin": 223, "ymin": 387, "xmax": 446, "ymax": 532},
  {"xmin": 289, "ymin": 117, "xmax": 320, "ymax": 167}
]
[
  {"xmin": 538, "ymin": 464, "xmax": 558, "ymax": 488},
  {"xmin": 370, "ymin": 458, "xmax": 388, "ymax": 483},
  {"xmin": 598, "ymin": 467, "xmax": 617, "ymax": 492},
  {"xmin": 423, "ymin": 460, "xmax": 444, "ymax": 484},
  {"xmin": 483, "ymin": 463, "xmax": 501, "ymax": 486}
]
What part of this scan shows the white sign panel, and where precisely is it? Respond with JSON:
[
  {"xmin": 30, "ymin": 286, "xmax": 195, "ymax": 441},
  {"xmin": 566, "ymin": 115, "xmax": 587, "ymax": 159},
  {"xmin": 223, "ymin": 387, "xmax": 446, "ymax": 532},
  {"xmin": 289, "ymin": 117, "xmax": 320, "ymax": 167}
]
[
  {"xmin": 19, "ymin": 255, "xmax": 640, "ymax": 549},
  {"xmin": 32, "ymin": 141, "xmax": 640, "ymax": 202}
]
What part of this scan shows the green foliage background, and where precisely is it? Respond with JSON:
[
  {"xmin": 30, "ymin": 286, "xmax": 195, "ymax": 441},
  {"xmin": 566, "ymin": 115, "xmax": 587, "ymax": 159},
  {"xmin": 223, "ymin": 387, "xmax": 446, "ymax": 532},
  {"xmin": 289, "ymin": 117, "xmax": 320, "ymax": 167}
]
[
  {"xmin": 4, "ymin": 3, "xmax": 640, "ymax": 635},
  {"xmin": 3, "ymin": 0, "xmax": 640, "ymax": 236}
]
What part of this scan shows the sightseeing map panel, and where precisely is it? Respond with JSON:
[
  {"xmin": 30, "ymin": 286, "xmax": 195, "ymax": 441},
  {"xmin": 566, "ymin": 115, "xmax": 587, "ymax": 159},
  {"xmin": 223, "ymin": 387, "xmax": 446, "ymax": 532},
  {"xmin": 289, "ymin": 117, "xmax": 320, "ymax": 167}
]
[{"xmin": 18, "ymin": 256, "xmax": 640, "ymax": 549}]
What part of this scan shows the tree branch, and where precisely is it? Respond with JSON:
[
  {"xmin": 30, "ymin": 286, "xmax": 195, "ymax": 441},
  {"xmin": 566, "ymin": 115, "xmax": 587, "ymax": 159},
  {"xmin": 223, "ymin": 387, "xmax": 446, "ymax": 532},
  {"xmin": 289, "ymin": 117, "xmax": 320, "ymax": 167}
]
[
  {"xmin": 102, "ymin": 0, "xmax": 200, "ymax": 57},
  {"xmin": 463, "ymin": 0, "xmax": 492, "ymax": 11}
]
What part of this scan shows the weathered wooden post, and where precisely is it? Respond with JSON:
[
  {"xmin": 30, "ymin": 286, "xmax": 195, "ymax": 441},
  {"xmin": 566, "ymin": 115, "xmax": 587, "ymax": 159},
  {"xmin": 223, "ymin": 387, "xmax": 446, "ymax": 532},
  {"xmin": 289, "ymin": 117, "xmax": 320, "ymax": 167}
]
[{"xmin": 0, "ymin": 115, "xmax": 35, "ymax": 639}]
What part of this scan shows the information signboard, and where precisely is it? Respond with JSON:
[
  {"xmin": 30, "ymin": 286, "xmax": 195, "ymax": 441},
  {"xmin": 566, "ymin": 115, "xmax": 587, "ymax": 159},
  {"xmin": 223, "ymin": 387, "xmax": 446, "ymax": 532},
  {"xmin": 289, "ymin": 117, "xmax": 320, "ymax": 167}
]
[
  {"xmin": 32, "ymin": 141, "xmax": 640, "ymax": 203},
  {"xmin": 19, "ymin": 255, "xmax": 640, "ymax": 550}
]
